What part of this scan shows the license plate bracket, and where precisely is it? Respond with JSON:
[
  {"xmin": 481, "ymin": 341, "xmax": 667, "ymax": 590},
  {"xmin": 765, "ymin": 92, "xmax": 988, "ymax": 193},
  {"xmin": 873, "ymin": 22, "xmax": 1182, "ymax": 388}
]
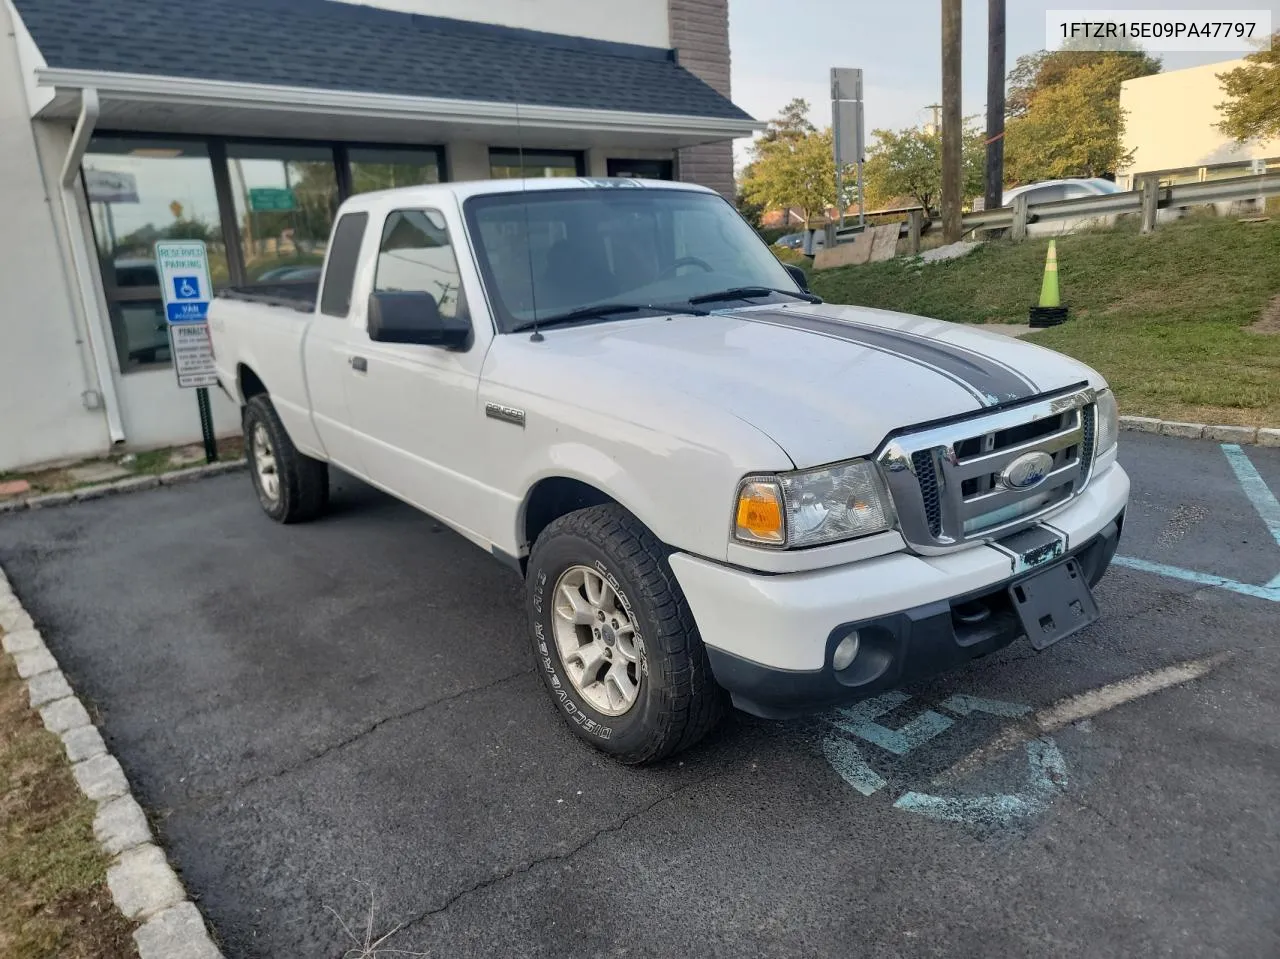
[{"xmin": 1009, "ymin": 558, "xmax": 1100, "ymax": 651}]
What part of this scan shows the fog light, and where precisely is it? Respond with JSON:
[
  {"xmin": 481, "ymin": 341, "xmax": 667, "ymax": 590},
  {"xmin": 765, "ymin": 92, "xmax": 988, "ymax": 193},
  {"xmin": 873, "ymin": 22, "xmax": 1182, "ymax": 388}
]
[{"xmin": 832, "ymin": 631, "xmax": 860, "ymax": 671}]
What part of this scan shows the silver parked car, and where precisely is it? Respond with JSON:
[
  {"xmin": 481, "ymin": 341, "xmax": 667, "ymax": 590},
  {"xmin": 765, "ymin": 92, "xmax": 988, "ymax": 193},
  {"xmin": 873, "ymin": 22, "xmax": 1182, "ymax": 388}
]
[{"xmin": 1002, "ymin": 178, "xmax": 1182, "ymax": 236}]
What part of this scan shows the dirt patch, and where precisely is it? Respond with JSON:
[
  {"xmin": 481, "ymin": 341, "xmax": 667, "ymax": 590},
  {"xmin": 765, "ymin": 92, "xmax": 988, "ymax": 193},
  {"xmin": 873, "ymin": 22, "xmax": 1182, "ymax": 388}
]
[
  {"xmin": 1247, "ymin": 293, "xmax": 1280, "ymax": 335},
  {"xmin": 0, "ymin": 645, "xmax": 137, "ymax": 959}
]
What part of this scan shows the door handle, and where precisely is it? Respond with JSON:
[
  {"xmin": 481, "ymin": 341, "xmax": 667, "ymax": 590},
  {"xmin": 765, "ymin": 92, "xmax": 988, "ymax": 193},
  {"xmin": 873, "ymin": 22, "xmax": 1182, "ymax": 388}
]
[{"xmin": 349, "ymin": 355, "xmax": 368, "ymax": 373}]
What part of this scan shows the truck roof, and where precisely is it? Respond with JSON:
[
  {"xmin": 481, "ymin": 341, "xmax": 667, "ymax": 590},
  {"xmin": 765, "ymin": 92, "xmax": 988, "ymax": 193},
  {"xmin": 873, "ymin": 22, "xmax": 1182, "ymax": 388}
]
[{"xmin": 339, "ymin": 176, "xmax": 716, "ymax": 211}]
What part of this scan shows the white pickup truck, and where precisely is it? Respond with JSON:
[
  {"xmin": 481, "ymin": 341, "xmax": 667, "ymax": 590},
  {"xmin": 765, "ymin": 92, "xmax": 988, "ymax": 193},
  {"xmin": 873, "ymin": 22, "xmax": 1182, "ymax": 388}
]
[{"xmin": 209, "ymin": 177, "xmax": 1129, "ymax": 764}]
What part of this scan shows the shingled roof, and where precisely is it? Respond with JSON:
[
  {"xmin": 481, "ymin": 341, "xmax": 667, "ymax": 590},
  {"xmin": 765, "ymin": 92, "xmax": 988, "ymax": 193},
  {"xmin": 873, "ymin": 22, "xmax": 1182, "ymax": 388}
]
[{"xmin": 13, "ymin": 0, "xmax": 752, "ymax": 121}]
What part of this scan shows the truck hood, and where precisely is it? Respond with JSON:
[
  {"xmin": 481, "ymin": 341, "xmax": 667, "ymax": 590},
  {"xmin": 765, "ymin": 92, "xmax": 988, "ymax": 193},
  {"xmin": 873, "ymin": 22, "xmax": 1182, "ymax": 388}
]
[{"xmin": 498, "ymin": 303, "xmax": 1103, "ymax": 469}]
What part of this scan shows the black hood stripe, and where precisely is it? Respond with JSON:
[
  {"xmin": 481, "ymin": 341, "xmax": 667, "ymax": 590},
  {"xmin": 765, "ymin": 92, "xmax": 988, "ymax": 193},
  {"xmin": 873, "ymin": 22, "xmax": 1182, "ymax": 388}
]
[
  {"xmin": 731, "ymin": 310, "xmax": 1037, "ymax": 406},
  {"xmin": 834, "ymin": 315, "xmax": 1040, "ymax": 395}
]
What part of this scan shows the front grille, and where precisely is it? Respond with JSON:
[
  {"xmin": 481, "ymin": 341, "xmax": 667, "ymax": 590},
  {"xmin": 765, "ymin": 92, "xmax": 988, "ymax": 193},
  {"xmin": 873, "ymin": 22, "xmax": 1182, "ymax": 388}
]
[
  {"xmin": 1079, "ymin": 404, "xmax": 1097, "ymax": 484},
  {"xmin": 878, "ymin": 388, "xmax": 1098, "ymax": 553},
  {"xmin": 911, "ymin": 450, "xmax": 943, "ymax": 536}
]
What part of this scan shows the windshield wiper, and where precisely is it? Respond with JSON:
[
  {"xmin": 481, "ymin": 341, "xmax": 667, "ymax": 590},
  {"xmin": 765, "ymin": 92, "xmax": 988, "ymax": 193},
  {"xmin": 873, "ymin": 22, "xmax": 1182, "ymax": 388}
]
[
  {"xmin": 510, "ymin": 302, "xmax": 708, "ymax": 334},
  {"xmin": 688, "ymin": 286, "xmax": 822, "ymax": 306}
]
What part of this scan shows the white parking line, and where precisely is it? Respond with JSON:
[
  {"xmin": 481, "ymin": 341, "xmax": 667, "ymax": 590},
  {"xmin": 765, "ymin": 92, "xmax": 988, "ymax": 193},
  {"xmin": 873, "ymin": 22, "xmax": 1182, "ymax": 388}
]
[{"xmin": 933, "ymin": 653, "xmax": 1232, "ymax": 785}]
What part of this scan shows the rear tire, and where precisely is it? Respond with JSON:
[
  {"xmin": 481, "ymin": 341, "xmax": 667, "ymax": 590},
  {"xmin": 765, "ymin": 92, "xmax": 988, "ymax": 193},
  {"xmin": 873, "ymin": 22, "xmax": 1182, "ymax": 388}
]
[
  {"xmin": 243, "ymin": 395, "xmax": 329, "ymax": 523},
  {"xmin": 526, "ymin": 504, "xmax": 725, "ymax": 764}
]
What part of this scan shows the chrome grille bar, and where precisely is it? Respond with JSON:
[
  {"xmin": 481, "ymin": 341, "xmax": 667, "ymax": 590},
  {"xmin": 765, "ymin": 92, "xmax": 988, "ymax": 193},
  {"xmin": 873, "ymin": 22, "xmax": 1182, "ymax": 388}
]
[{"xmin": 878, "ymin": 387, "xmax": 1097, "ymax": 554}]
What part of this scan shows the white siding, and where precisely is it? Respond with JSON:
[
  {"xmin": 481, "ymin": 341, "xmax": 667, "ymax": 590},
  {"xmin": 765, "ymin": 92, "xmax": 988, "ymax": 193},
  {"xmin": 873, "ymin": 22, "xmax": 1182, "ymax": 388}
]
[
  {"xmin": 0, "ymin": 8, "xmax": 108, "ymax": 471},
  {"xmin": 336, "ymin": 0, "xmax": 669, "ymax": 48}
]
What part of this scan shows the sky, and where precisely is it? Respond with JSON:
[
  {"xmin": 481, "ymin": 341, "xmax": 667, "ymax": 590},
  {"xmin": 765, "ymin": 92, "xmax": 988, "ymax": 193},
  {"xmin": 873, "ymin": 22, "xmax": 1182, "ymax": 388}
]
[{"xmin": 728, "ymin": 0, "xmax": 1280, "ymax": 164}]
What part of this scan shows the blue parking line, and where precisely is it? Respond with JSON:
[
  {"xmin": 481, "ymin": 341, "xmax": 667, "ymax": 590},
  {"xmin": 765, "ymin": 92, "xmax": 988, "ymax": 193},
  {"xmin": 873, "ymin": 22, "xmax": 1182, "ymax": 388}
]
[
  {"xmin": 1112, "ymin": 555, "xmax": 1280, "ymax": 602},
  {"xmin": 1111, "ymin": 444, "xmax": 1280, "ymax": 600},
  {"xmin": 1221, "ymin": 444, "xmax": 1280, "ymax": 549},
  {"xmin": 1221, "ymin": 444, "xmax": 1280, "ymax": 588}
]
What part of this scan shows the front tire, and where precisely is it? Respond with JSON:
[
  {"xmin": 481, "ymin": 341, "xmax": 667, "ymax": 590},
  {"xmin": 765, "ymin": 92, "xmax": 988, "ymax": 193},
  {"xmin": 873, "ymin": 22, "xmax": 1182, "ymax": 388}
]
[
  {"xmin": 526, "ymin": 504, "xmax": 725, "ymax": 764},
  {"xmin": 243, "ymin": 395, "xmax": 329, "ymax": 523}
]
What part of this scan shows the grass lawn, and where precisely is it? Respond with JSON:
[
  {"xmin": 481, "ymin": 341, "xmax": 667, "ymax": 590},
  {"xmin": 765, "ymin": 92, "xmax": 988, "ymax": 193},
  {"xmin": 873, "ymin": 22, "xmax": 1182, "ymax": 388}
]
[
  {"xmin": 808, "ymin": 216, "xmax": 1280, "ymax": 426},
  {"xmin": 0, "ymin": 649, "xmax": 136, "ymax": 958}
]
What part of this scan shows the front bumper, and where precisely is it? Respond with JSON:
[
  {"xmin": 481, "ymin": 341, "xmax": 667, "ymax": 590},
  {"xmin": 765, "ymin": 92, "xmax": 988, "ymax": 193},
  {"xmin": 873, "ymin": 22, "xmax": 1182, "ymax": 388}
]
[{"xmin": 669, "ymin": 462, "xmax": 1129, "ymax": 719}]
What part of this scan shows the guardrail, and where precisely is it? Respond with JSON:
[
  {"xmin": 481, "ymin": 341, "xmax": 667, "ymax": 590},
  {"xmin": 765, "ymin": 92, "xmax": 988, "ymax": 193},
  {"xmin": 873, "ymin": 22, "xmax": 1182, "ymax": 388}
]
[{"xmin": 827, "ymin": 172, "xmax": 1280, "ymax": 250}]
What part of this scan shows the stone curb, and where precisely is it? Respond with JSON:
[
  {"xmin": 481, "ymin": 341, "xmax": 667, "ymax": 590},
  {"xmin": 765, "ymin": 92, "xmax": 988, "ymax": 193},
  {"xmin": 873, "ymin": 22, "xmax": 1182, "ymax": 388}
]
[
  {"xmin": 0, "ymin": 460, "xmax": 246, "ymax": 515},
  {"xmin": 1120, "ymin": 416, "xmax": 1280, "ymax": 447},
  {"xmin": 0, "ymin": 570, "xmax": 224, "ymax": 958}
]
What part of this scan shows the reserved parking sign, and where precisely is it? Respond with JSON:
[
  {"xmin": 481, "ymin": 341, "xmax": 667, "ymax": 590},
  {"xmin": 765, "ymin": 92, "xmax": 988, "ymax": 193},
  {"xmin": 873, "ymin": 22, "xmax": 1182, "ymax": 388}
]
[
  {"xmin": 155, "ymin": 240, "xmax": 212, "ymax": 323},
  {"xmin": 155, "ymin": 240, "xmax": 217, "ymax": 388}
]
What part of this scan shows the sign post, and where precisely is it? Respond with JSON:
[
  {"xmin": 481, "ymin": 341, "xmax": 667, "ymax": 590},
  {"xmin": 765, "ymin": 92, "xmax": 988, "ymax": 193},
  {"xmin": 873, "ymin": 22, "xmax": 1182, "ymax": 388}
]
[
  {"xmin": 155, "ymin": 240, "xmax": 219, "ymax": 463},
  {"xmin": 831, "ymin": 68, "xmax": 866, "ymax": 229}
]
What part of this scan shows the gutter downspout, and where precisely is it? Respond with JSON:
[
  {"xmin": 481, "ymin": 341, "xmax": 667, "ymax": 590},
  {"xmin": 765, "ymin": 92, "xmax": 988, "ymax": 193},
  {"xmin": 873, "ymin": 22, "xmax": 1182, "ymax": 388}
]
[{"xmin": 58, "ymin": 88, "xmax": 125, "ymax": 444}]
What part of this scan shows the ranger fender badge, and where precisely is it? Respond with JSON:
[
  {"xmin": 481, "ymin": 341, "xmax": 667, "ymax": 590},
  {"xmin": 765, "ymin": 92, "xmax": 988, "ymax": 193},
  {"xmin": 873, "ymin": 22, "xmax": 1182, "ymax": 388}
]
[{"xmin": 486, "ymin": 403, "xmax": 526, "ymax": 428}]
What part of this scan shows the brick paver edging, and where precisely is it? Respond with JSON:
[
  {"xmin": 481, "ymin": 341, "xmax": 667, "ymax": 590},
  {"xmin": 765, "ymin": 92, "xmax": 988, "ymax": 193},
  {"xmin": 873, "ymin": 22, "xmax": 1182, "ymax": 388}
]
[
  {"xmin": 1119, "ymin": 417, "xmax": 1280, "ymax": 446},
  {"xmin": 0, "ymin": 460, "xmax": 247, "ymax": 515},
  {"xmin": 0, "ymin": 570, "xmax": 223, "ymax": 958}
]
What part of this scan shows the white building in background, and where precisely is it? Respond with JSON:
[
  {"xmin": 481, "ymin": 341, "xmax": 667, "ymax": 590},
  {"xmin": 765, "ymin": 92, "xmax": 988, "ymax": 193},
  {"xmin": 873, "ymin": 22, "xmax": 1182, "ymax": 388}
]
[
  {"xmin": 1118, "ymin": 58, "xmax": 1280, "ymax": 189},
  {"xmin": 0, "ymin": 0, "xmax": 756, "ymax": 471}
]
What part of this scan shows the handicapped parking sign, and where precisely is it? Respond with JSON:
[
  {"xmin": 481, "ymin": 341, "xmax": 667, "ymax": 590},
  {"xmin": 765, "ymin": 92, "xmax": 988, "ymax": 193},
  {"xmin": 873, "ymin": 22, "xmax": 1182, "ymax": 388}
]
[{"xmin": 155, "ymin": 241, "xmax": 212, "ymax": 325}]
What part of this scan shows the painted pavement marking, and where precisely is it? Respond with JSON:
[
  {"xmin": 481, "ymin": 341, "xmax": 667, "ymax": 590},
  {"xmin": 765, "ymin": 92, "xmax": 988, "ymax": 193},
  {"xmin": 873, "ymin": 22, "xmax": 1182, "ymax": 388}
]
[
  {"xmin": 822, "ymin": 655, "xmax": 1229, "ymax": 828},
  {"xmin": 895, "ymin": 738, "xmax": 1067, "ymax": 825},
  {"xmin": 935, "ymin": 653, "xmax": 1230, "ymax": 785},
  {"xmin": 1114, "ymin": 443, "xmax": 1280, "ymax": 600}
]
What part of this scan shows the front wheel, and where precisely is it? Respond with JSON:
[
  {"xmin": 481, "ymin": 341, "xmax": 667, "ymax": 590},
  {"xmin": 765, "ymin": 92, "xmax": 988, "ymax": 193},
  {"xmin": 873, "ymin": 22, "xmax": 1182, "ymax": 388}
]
[
  {"xmin": 526, "ymin": 504, "xmax": 726, "ymax": 764},
  {"xmin": 243, "ymin": 395, "xmax": 329, "ymax": 523}
]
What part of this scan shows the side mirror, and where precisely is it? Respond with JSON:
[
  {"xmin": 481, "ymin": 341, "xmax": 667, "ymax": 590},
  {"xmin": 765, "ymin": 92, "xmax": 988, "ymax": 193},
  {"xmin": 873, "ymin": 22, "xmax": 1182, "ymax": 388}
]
[
  {"xmin": 783, "ymin": 263, "xmax": 811, "ymax": 293},
  {"xmin": 367, "ymin": 291, "xmax": 470, "ymax": 349}
]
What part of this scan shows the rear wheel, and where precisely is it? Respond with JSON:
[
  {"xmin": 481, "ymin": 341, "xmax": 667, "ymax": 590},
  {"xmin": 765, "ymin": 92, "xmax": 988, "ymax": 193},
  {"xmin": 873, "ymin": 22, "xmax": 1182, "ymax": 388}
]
[
  {"xmin": 526, "ymin": 504, "xmax": 725, "ymax": 764},
  {"xmin": 243, "ymin": 395, "xmax": 329, "ymax": 523}
]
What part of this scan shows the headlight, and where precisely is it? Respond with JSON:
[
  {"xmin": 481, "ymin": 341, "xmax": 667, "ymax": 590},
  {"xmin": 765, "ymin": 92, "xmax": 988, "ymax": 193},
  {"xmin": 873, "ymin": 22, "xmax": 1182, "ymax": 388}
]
[
  {"xmin": 1095, "ymin": 389, "xmax": 1119, "ymax": 457},
  {"xmin": 733, "ymin": 459, "xmax": 895, "ymax": 549}
]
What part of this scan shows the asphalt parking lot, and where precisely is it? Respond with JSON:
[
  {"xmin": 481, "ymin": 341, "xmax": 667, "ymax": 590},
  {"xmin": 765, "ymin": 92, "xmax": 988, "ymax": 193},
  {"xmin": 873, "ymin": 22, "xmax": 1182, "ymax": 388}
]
[{"xmin": 2, "ymin": 431, "xmax": 1278, "ymax": 958}]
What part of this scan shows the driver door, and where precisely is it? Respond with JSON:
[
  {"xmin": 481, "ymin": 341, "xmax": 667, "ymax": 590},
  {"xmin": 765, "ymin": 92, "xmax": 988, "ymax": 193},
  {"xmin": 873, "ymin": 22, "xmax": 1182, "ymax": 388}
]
[{"xmin": 342, "ymin": 204, "xmax": 494, "ymax": 539}]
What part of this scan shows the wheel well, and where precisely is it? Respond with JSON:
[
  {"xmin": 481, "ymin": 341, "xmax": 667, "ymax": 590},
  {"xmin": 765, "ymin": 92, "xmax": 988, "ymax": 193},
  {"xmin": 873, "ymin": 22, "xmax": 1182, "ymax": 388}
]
[
  {"xmin": 238, "ymin": 364, "xmax": 267, "ymax": 402},
  {"xmin": 523, "ymin": 478, "xmax": 616, "ymax": 550}
]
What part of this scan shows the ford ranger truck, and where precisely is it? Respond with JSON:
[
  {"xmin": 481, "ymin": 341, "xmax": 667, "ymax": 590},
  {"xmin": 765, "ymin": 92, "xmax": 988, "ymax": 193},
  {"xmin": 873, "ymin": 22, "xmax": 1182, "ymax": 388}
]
[{"xmin": 208, "ymin": 177, "xmax": 1129, "ymax": 764}]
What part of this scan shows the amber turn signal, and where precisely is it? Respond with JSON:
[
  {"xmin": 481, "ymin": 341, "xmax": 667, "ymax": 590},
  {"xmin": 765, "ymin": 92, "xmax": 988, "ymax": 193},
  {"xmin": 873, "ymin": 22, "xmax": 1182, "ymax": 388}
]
[{"xmin": 735, "ymin": 480, "xmax": 785, "ymax": 545}]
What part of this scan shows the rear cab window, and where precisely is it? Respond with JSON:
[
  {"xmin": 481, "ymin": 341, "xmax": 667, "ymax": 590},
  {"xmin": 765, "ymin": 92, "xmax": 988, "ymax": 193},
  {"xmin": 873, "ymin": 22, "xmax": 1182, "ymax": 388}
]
[{"xmin": 319, "ymin": 212, "xmax": 369, "ymax": 318}]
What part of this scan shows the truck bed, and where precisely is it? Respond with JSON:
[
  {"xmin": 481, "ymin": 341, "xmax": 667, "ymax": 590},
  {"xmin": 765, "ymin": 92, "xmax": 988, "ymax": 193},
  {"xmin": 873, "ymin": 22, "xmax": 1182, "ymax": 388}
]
[{"xmin": 217, "ymin": 280, "xmax": 319, "ymax": 312}]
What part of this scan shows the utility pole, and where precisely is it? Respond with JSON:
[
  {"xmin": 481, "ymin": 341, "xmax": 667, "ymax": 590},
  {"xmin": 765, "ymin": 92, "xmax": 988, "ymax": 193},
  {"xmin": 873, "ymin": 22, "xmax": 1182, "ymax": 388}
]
[
  {"xmin": 941, "ymin": 0, "xmax": 963, "ymax": 242},
  {"xmin": 984, "ymin": 0, "xmax": 1006, "ymax": 214},
  {"xmin": 925, "ymin": 103, "xmax": 942, "ymax": 132}
]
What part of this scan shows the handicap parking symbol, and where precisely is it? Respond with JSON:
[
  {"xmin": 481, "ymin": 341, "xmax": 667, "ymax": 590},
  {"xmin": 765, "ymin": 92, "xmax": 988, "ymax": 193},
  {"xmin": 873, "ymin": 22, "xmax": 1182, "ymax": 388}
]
[
  {"xmin": 172, "ymin": 275, "xmax": 201, "ymax": 300},
  {"xmin": 821, "ymin": 691, "xmax": 1069, "ymax": 830}
]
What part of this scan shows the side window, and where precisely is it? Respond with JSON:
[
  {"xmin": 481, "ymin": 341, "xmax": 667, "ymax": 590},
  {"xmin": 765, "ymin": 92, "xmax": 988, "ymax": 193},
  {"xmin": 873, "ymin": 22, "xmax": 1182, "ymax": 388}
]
[
  {"xmin": 319, "ymin": 212, "xmax": 368, "ymax": 318},
  {"xmin": 1027, "ymin": 185, "xmax": 1067, "ymax": 205},
  {"xmin": 374, "ymin": 209, "xmax": 465, "ymax": 319}
]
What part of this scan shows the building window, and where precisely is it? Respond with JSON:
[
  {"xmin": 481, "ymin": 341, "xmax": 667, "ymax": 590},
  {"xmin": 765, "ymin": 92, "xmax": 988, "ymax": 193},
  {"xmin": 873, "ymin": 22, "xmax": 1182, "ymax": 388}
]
[
  {"xmin": 374, "ymin": 209, "xmax": 465, "ymax": 319},
  {"xmin": 606, "ymin": 158, "xmax": 673, "ymax": 180},
  {"xmin": 349, "ymin": 146, "xmax": 444, "ymax": 194},
  {"xmin": 227, "ymin": 142, "xmax": 339, "ymax": 284},
  {"xmin": 82, "ymin": 136, "xmax": 227, "ymax": 372},
  {"xmin": 489, "ymin": 148, "xmax": 584, "ymax": 179}
]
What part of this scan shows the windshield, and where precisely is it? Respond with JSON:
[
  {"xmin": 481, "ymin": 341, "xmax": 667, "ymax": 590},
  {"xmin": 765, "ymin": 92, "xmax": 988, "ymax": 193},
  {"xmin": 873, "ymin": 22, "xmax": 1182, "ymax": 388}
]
[{"xmin": 463, "ymin": 187, "xmax": 801, "ymax": 333}]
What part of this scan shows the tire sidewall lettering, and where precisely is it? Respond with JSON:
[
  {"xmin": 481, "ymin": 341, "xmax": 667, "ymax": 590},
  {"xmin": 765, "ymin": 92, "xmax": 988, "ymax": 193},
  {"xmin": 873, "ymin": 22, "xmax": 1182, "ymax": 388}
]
[{"xmin": 530, "ymin": 553, "xmax": 653, "ymax": 744}]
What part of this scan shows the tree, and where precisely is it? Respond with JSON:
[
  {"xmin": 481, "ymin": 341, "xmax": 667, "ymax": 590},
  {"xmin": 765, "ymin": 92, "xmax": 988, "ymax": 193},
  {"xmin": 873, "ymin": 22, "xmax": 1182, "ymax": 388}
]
[
  {"xmin": 759, "ymin": 97, "xmax": 817, "ymax": 145},
  {"xmin": 740, "ymin": 128, "xmax": 836, "ymax": 223},
  {"xmin": 739, "ymin": 101, "xmax": 836, "ymax": 223},
  {"xmin": 861, "ymin": 121, "xmax": 985, "ymax": 214},
  {"xmin": 1217, "ymin": 34, "xmax": 1280, "ymax": 142},
  {"xmin": 734, "ymin": 176, "xmax": 767, "ymax": 230},
  {"xmin": 1002, "ymin": 45, "xmax": 1160, "ymax": 183},
  {"xmin": 1007, "ymin": 41, "xmax": 1160, "ymax": 118}
]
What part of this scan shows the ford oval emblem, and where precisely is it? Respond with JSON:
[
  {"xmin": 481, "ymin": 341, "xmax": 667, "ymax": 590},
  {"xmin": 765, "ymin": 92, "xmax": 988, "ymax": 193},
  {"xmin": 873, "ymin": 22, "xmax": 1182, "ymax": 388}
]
[{"xmin": 999, "ymin": 451, "xmax": 1053, "ymax": 491}]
